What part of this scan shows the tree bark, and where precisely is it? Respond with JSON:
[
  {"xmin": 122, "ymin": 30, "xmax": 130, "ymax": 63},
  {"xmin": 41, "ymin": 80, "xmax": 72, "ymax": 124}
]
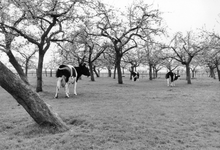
[
  {"xmin": 155, "ymin": 70, "xmax": 158, "ymax": 78},
  {"xmin": 217, "ymin": 68, "xmax": 220, "ymax": 81},
  {"xmin": 191, "ymin": 69, "xmax": 195, "ymax": 78},
  {"xmin": 50, "ymin": 69, "xmax": 53, "ymax": 77},
  {"xmin": 185, "ymin": 63, "xmax": 191, "ymax": 84},
  {"xmin": 209, "ymin": 66, "xmax": 216, "ymax": 79},
  {"xmin": 93, "ymin": 66, "xmax": 100, "ymax": 78},
  {"xmin": 107, "ymin": 66, "xmax": 112, "ymax": 77},
  {"xmin": 25, "ymin": 60, "xmax": 28, "ymax": 76},
  {"xmin": 113, "ymin": 64, "xmax": 116, "ymax": 79},
  {"xmin": 7, "ymin": 50, "xmax": 29, "ymax": 85},
  {"xmin": 215, "ymin": 63, "xmax": 220, "ymax": 81},
  {"xmin": 89, "ymin": 62, "xmax": 95, "ymax": 81},
  {"xmin": 115, "ymin": 51, "xmax": 123, "ymax": 84},
  {"xmin": 36, "ymin": 53, "xmax": 44, "ymax": 92},
  {"xmin": 149, "ymin": 64, "xmax": 153, "ymax": 80},
  {"xmin": 0, "ymin": 61, "xmax": 69, "ymax": 131}
]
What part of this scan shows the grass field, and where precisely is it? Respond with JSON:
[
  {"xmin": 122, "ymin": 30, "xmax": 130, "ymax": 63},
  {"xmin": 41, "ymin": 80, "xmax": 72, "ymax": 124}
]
[{"xmin": 0, "ymin": 76, "xmax": 220, "ymax": 150}]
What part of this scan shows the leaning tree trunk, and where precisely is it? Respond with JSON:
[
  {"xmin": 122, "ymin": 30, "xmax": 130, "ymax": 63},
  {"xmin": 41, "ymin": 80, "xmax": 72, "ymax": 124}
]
[{"xmin": 0, "ymin": 61, "xmax": 69, "ymax": 132}]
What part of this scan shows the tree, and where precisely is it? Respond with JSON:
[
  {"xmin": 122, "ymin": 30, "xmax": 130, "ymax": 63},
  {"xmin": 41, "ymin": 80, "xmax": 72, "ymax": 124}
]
[
  {"xmin": 199, "ymin": 31, "xmax": 220, "ymax": 80},
  {"xmin": 72, "ymin": 27, "xmax": 108, "ymax": 81},
  {"xmin": 189, "ymin": 56, "xmax": 202, "ymax": 79},
  {"xmin": 45, "ymin": 50, "xmax": 61, "ymax": 77},
  {"xmin": 0, "ymin": 3, "xmax": 29, "ymax": 84},
  {"xmin": 92, "ymin": 1, "xmax": 163, "ymax": 84},
  {"xmin": 169, "ymin": 31, "xmax": 206, "ymax": 84},
  {"xmin": 101, "ymin": 47, "xmax": 115, "ymax": 77},
  {"xmin": 208, "ymin": 31, "xmax": 220, "ymax": 81},
  {"xmin": 0, "ymin": 61, "xmax": 69, "ymax": 131},
  {"xmin": 1, "ymin": 0, "xmax": 81, "ymax": 92},
  {"xmin": 123, "ymin": 48, "xmax": 144, "ymax": 80},
  {"xmin": 13, "ymin": 40, "xmax": 37, "ymax": 76},
  {"xmin": 214, "ymin": 55, "xmax": 220, "ymax": 81},
  {"xmin": 162, "ymin": 58, "xmax": 180, "ymax": 72}
]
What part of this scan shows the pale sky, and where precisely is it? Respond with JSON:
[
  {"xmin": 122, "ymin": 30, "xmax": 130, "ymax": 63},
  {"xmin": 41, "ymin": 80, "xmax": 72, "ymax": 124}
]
[{"xmin": 103, "ymin": 0, "xmax": 220, "ymax": 34}]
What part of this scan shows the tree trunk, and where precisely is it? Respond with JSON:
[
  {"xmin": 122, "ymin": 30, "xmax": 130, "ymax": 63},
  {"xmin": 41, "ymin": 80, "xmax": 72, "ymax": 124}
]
[
  {"xmin": 45, "ymin": 68, "xmax": 47, "ymax": 77},
  {"xmin": 149, "ymin": 64, "xmax": 153, "ymax": 80},
  {"xmin": 36, "ymin": 53, "xmax": 44, "ymax": 92},
  {"xmin": 93, "ymin": 66, "xmax": 99, "ymax": 78},
  {"xmin": 122, "ymin": 67, "xmax": 125, "ymax": 75},
  {"xmin": 217, "ymin": 68, "xmax": 220, "ymax": 81},
  {"xmin": 0, "ymin": 61, "xmax": 69, "ymax": 131},
  {"xmin": 7, "ymin": 50, "xmax": 29, "ymax": 85},
  {"xmin": 215, "ymin": 64, "xmax": 220, "ymax": 81},
  {"xmin": 108, "ymin": 66, "xmax": 112, "ymax": 77},
  {"xmin": 113, "ymin": 64, "xmax": 116, "ymax": 79},
  {"xmin": 209, "ymin": 66, "xmax": 216, "ymax": 79},
  {"xmin": 25, "ymin": 61, "xmax": 28, "ymax": 76},
  {"xmin": 155, "ymin": 70, "xmax": 158, "ymax": 78},
  {"xmin": 152, "ymin": 67, "xmax": 156, "ymax": 79},
  {"xmin": 191, "ymin": 69, "xmax": 195, "ymax": 78},
  {"xmin": 115, "ymin": 52, "xmax": 123, "ymax": 84},
  {"xmin": 89, "ymin": 62, "xmax": 95, "ymax": 81},
  {"xmin": 185, "ymin": 63, "xmax": 191, "ymax": 84},
  {"xmin": 130, "ymin": 66, "xmax": 134, "ymax": 80},
  {"xmin": 50, "ymin": 69, "xmax": 53, "ymax": 77}
]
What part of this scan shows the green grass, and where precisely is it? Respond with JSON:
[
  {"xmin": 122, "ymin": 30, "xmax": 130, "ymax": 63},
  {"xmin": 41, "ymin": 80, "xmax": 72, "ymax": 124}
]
[{"xmin": 0, "ymin": 76, "xmax": 220, "ymax": 150}]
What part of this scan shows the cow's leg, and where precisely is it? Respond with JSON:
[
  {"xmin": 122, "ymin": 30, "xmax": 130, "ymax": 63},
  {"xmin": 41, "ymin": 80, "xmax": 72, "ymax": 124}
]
[
  {"xmin": 172, "ymin": 81, "xmax": 175, "ymax": 86},
  {"xmin": 64, "ymin": 83, "xmax": 70, "ymax": 98},
  {"xmin": 170, "ymin": 81, "xmax": 173, "ymax": 86},
  {"xmin": 55, "ymin": 77, "xmax": 62, "ymax": 98},
  {"xmin": 73, "ymin": 81, "xmax": 77, "ymax": 95},
  {"xmin": 166, "ymin": 78, "xmax": 170, "ymax": 86}
]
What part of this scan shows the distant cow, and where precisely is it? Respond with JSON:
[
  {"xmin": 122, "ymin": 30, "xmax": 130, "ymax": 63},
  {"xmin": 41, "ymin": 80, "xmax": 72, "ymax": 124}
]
[
  {"xmin": 130, "ymin": 71, "xmax": 139, "ymax": 81},
  {"xmin": 165, "ymin": 71, "xmax": 180, "ymax": 86},
  {"xmin": 54, "ymin": 63, "xmax": 90, "ymax": 98}
]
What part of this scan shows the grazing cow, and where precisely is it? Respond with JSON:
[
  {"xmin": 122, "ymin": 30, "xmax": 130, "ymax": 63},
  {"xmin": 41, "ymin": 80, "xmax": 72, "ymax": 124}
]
[
  {"xmin": 130, "ymin": 71, "xmax": 139, "ymax": 81},
  {"xmin": 165, "ymin": 71, "xmax": 180, "ymax": 86},
  {"xmin": 54, "ymin": 63, "xmax": 90, "ymax": 98}
]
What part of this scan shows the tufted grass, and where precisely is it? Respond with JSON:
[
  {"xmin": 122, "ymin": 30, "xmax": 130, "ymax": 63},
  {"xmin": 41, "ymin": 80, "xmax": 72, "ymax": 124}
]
[{"xmin": 0, "ymin": 75, "xmax": 220, "ymax": 150}]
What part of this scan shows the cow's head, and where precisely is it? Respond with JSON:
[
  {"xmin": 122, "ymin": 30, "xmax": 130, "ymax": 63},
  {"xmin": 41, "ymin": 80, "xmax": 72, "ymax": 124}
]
[
  {"xmin": 174, "ymin": 74, "xmax": 180, "ymax": 80},
  {"xmin": 79, "ymin": 63, "xmax": 90, "ymax": 77}
]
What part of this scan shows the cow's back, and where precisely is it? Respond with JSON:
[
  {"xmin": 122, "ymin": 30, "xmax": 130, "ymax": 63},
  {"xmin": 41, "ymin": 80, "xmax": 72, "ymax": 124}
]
[{"xmin": 56, "ymin": 65, "xmax": 71, "ymax": 79}]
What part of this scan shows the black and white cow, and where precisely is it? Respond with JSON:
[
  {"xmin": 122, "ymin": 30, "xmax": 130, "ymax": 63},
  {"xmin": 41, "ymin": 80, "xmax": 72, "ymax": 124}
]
[
  {"xmin": 54, "ymin": 63, "xmax": 90, "ymax": 98},
  {"xmin": 165, "ymin": 71, "xmax": 180, "ymax": 86},
  {"xmin": 130, "ymin": 71, "xmax": 139, "ymax": 81}
]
